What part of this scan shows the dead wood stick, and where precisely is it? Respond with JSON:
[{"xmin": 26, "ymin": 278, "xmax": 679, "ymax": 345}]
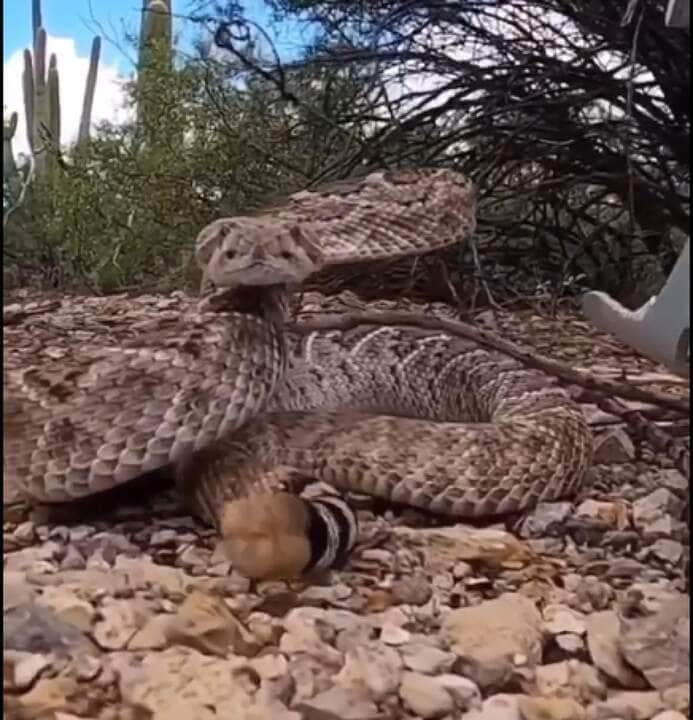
[{"xmin": 291, "ymin": 310, "xmax": 689, "ymax": 414}]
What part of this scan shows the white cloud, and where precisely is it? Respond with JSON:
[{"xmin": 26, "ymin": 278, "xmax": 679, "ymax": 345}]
[{"xmin": 3, "ymin": 34, "xmax": 132, "ymax": 158}]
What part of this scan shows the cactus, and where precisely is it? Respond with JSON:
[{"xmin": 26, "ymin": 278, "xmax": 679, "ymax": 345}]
[
  {"xmin": 19, "ymin": 0, "xmax": 101, "ymax": 175},
  {"xmin": 77, "ymin": 37, "xmax": 101, "ymax": 148},
  {"xmin": 3, "ymin": 112, "xmax": 19, "ymax": 180},
  {"xmin": 137, "ymin": 0, "xmax": 173, "ymax": 127},
  {"xmin": 22, "ymin": 28, "xmax": 58, "ymax": 175},
  {"xmin": 32, "ymin": 0, "xmax": 41, "ymax": 42},
  {"xmin": 140, "ymin": 0, "xmax": 172, "ymax": 66}
]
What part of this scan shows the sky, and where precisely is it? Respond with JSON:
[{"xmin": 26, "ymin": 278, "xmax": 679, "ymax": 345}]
[{"xmin": 3, "ymin": 0, "xmax": 309, "ymax": 156}]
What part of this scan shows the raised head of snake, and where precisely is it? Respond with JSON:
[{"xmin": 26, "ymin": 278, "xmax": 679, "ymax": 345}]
[
  {"xmin": 195, "ymin": 168, "xmax": 478, "ymax": 304},
  {"xmin": 195, "ymin": 216, "xmax": 325, "ymax": 323},
  {"xmin": 197, "ymin": 216, "xmax": 324, "ymax": 290}
]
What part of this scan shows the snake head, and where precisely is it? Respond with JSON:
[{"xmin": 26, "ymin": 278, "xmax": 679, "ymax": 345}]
[{"xmin": 196, "ymin": 216, "xmax": 324, "ymax": 289}]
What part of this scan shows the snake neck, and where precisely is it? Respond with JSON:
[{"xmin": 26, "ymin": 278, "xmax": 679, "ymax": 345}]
[{"xmin": 202, "ymin": 284, "xmax": 291, "ymax": 327}]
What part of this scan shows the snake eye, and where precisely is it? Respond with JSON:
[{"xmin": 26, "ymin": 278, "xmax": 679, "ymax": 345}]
[
  {"xmin": 281, "ymin": 250, "xmax": 293, "ymax": 260},
  {"xmin": 225, "ymin": 249, "xmax": 236, "ymax": 260}
]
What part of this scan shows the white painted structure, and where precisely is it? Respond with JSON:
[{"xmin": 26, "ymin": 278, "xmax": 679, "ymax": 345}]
[
  {"xmin": 582, "ymin": 241, "xmax": 689, "ymax": 376},
  {"xmin": 581, "ymin": 0, "xmax": 690, "ymax": 377},
  {"xmin": 665, "ymin": 0, "xmax": 689, "ymax": 29}
]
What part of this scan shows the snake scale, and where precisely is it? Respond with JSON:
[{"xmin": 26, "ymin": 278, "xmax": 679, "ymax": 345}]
[{"xmin": 4, "ymin": 168, "xmax": 593, "ymax": 576}]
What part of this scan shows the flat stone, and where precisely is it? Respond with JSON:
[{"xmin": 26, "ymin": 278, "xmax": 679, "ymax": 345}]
[
  {"xmin": 400, "ymin": 642, "xmax": 456, "ymax": 674},
  {"xmin": 554, "ymin": 633, "xmax": 585, "ymax": 656},
  {"xmin": 296, "ymin": 686, "xmax": 380, "ymax": 720},
  {"xmin": 633, "ymin": 490, "xmax": 685, "ymax": 530},
  {"xmin": 593, "ymin": 427, "xmax": 635, "ymax": 463},
  {"xmin": 648, "ymin": 539, "xmax": 684, "ymax": 564},
  {"xmin": 442, "ymin": 593, "xmax": 543, "ymax": 691},
  {"xmin": 4, "ymin": 602, "xmax": 97, "ymax": 657},
  {"xmin": 589, "ymin": 690, "xmax": 666, "ymax": 720},
  {"xmin": 166, "ymin": 589, "xmax": 262, "ymax": 657},
  {"xmin": 462, "ymin": 693, "xmax": 521, "ymax": 720},
  {"xmin": 655, "ymin": 469, "xmax": 688, "ymax": 494},
  {"xmin": 543, "ymin": 604, "xmax": 587, "ymax": 636},
  {"xmin": 435, "ymin": 673, "xmax": 481, "ymax": 711},
  {"xmin": 113, "ymin": 646, "xmax": 284, "ymax": 719},
  {"xmin": 379, "ymin": 623, "xmax": 411, "ymax": 645},
  {"xmin": 586, "ymin": 610, "xmax": 648, "ymax": 689},
  {"xmin": 36, "ymin": 586, "xmax": 95, "ymax": 632},
  {"xmin": 519, "ymin": 502, "xmax": 573, "ymax": 537},
  {"xmin": 399, "ymin": 671, "xmax": 454, "ymax": 719},
  {"xmin": 619, "ymin": 595, "xmax": 690, "ymax": 690},
  {"xmin": 518, "ymin": 695, "xmax": 586, "ymax": 720},
  {"xmin": 334, "ymin": 640, "xmax": 402, "ymax": 701},
  {"xmin": 575, "ymin": 499, "xmax": 627, "ymax": 528},
  {"xmin": 4, "ymin": 650, "xmax": 52, "ymax": 691}
]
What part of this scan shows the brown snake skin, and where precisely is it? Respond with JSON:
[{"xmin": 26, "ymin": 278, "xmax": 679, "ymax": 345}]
[
  {"xmin": 4, "ymin": 168, "xmax": 483, "ymax": 505},
  {"xmin": 182, "ymin": 292, "xmax": 594, "ymax": 527},
  {"xmin": 3, "ymin": 292, "xmax": 286, "ymax": 502}
]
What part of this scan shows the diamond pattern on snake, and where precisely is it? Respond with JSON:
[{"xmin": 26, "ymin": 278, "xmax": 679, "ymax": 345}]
[{"xmin": 3, "ymin": 168, "xmax": 593, "ymax": 579}]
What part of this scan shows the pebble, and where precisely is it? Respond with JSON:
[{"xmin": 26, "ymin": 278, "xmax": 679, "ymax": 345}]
[
  {"xmin": 443, "ymin": 593, "xmax": 543, "ymax": 691},
  {"xmin": 463, "ymin": 693, "xmax": 521, "ymax": 719},
  {"xmin": 519, "ymin": 502, "xmax": 573, "ymax": 537},
  {"xmin": 2, "ymin": 302, "xmax": 688, "ymax": 719},
  {"xmin": 380, "ymin": 623, "xmax": 411, "ymax": 645},
  {"xmin": 297, "ymin": 686, "xmax": 380, "ymax": 720},
  {"xmin": 648, "ymin": 538, "xmax": 684, "ymax": 564},
  {"xmin": 400, "ymin": 643, "xmax": 456, "ymax": 674},
  {"xmin": 5, "ymin": 651, "xmax": 52, "ymax": 691},
  {"xmin": 399, "ymin": 671, "xmax": 454, "ymax": 718},
  {"xmin": 633, "ymin": 489, "xmax": 685, "ymax": 530}
]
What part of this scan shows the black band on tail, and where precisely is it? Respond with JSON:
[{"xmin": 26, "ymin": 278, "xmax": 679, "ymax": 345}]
[{"xmin": 302, "ymin": 495, "xmax": 358, "ymax": 573}]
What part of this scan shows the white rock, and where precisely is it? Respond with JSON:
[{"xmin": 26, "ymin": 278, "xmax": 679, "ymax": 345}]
[
  {"xmin": 6, "ymin": 651, "xmax": 52, "ymax": 690},
  {"xmin": 462, "ymin": 693, "xmax": 521, "ymax": 719},
  {"xmin": 442, "ymin": 593, "xmax": 543, "ymax": 690},
  {"xmin": 589, "ymin": 690, "xmax": 666, "ymax": 720},
  {"xmin": 435, "ymin": 674, "xmax": 481, "ymax": 711},
  {"xmin": 380, "ymin": 623, "xmax": 411, "ymax": 645},
  {"xmin": 586, "ymin": 610, "xmax": 648, "ymax": 689},
  {"xmin": 543, "ymin": 604, "xmax": 587, "ymax": 636},
  {"xmin": 400, "ymin": 642, "xmax": 456, "ymax": 674},
  {"xmin": 334, "ymin": 640, "xmax": 402, "ymax": 701},
  {"xmin": 619, "ymin": 594, "xmax": 690, "ymax": 690},
  {"xmin": 296, "ymin": 686, "xmax": 380, "ymax": 720},
  {"xmin": 399, "ymin": 671, "xmax": 454, "ymax": 719}
]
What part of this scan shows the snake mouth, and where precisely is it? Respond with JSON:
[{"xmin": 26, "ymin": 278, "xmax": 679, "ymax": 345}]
[{"xmin": 235, "ymin": 261, "xmax": 310, "ymax": 286}]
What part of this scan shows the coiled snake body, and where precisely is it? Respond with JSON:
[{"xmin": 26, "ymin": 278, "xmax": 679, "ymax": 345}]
[
  {"xmin": 183, "ymin": 293, "xmax": 593, "ymax": 527},
  {"xmin": 4, "ymin": 169, "xmax": 593, "ymax": 575}
]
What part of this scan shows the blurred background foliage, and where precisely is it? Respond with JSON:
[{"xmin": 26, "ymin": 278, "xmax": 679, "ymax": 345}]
[{"xmin": 3, "ymin": 0, "xmax": 689, "ymax": 307}]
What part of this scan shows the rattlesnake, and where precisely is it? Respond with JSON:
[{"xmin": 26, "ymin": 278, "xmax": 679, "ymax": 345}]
[
  {"xmin": 177, "ymin": 291, "xmax": 593, "ymax": 576},
  {"xmin": 4, "ymin": 168, "xmax": 593, "ymax": 577}
]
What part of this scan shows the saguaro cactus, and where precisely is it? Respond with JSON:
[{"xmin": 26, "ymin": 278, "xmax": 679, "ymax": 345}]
[
  {"xmin": 20, "ymin": 0, "xmax": 101, "ymax": 175},
  {"xmin": 22, "ymin": 24, "xmax": 59, "ymax": 174},
  {"xmin": 139, "ymin": 0, "xmax": 172, "ymax": 66},
  {"xmin": 3, "ymin": 112, "xmax": 19, "ymax": 180},
  {"xmin": 77, "ymin": 37, "xmax": 101, "ymax": 148},
  {"xmin": 137, "ymin": 0, "xmax": 173, "ymax": 127}
]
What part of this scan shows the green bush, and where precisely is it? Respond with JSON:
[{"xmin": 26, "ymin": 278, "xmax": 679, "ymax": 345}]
[{"xmin": 3, "ymin": 46, "xmax": 371, "ymax": 293}]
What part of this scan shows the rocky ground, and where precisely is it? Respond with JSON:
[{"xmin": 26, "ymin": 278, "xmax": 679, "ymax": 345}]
[{"xmin": 3, "ymin": 291, "xmax": 690, "ymax": 720}]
